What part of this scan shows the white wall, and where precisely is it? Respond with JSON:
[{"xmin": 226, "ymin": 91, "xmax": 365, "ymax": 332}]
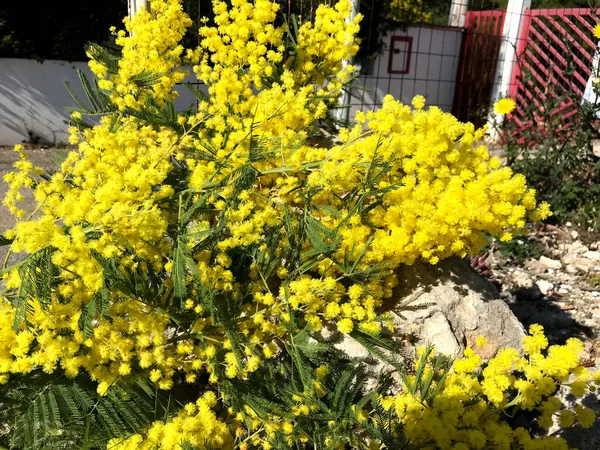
[
  {"xmin": 1, "ymin": 32, "xmax": 464, "ymax": 146},
  {"xmin": 0, "ymin": 59, "xmax": 200, "ymax": 145},
  {"xmin": 349, "ymin": 25, "xmax": 463, "ymax": 118}
]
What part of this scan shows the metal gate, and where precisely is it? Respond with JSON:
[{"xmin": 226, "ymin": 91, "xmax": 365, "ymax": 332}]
[
  {"xmin": 453, "ymin": 10, "xmax": 506, "ymax": 127},
  {"xmin": 508, "ymin": 8, "xmax": 600, "ymax": 129}
]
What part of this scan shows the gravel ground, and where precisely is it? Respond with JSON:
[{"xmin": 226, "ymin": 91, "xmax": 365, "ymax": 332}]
[{"xmin": 471, "ymin": 224, "xmax": 600, "ymax": 449}]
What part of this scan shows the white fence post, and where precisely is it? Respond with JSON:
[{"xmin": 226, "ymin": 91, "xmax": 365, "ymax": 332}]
[
  {"xmin": 486, "ymin": 0, "xmax": 531, "ymax": 139},
  {"xmin": 582, "ymin": 44, "xmax": 600, "ymax": 108},
  {"xmin": 448, "ymin": 0, "xmax": 468, "ymax": 27},
  {"xmin": 128, "ymin": 0, "xmax": 149, "ymax": 19},
  {"xmin": 336, "ymin": 0, "xmax": 360, "ymax": 126}
]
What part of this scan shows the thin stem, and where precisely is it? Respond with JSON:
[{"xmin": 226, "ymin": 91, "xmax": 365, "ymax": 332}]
[{"xmin": 237, "ymin": 426, "xmax": 265, "ymax": 448}]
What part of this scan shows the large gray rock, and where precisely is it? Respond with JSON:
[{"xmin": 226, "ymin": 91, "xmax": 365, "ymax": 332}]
[
  {"xmin": 390, "ymin": 257, "xmax": 526, "ymax": 359},
  {"xmin": 320, "ymin": 257, "xmax": 526, "ymax": 389},
  {"xmin": 420, "ymin": 312, "xmax": 461, "ymax": 356}
]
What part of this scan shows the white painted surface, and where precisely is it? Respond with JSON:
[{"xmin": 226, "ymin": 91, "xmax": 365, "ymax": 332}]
[
  {"xmin": 349, "ymin": 25, "xmax": 463, "ymax": 119},
  {"xmin": 1, "ymin": 29, "xmax": 462, "ymax": 146},
  {"xmin": 0, "ymin": 59, "xmax": 92, "ymax": 145},
  {"xmin": 336, "ymin": 0, "xmax": 360, "ymax": 124},
  {"xmin": 449, "ymin": 0, "xmax": 469, "ymax": 27},
  {"xmin": 486, "ymin": 0, "xmax": 531, "ymax": 136},
  {"xmin": 128, "ymin": 0, "xmax": 149, "ymax": 18},
  {"xmin": 582, "ymin": 46, "xmax": 600, "ymax": 109},
  {"xmin": 0, "ymin": 59, "xmax": 200, "ymax": 145}
]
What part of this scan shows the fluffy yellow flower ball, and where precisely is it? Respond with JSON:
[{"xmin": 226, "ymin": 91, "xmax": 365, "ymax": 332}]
[{"xmin": 494, "ymin": 97, "xmax": 516, "ymax": 115}]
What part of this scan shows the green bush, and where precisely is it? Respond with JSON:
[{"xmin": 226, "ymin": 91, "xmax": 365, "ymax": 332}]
[{"xmin": 498, "ymin": 67, "xmax": 600, "ymax": 229}]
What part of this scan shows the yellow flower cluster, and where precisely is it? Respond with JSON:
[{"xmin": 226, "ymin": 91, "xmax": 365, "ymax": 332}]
[
  {"xmin": 388, "ymin": 325, "xmax": 597, "ymax": 450},
  {"xmin": 194, "ymin": 0, "xmax": 286, "ymax": 133},
  {"xmin": 187, "ymin": 0, "xmax": 360, "ymax": 157},
  {"xmin": 1, "ymin": 1, "xmax": 582, "ymax": 448},
  {"xmin": 110, "ymin": 364, "xmax": 337, "ymax": 449},
  {"xmin": 2, "ymin": 144, "xmax": 44, "ymax": 219},
  {"xmin": 0, "ymin": 0, "xmax": 553, "ymax": 394},
  {"xmin": 494, "ymin": 97, "xmax": 517, "ymax": 116},
  {"xmin": 291, "ymin": 0, "xmax": 360, "ymax": 86},
  {"xmin": 8, "ymin": 116, "xmax": 177, "ymax": 298},
  {"xmin": 0, "ymin": 113, "xmax": 187, "ymax": 388},
  {"xmin": 114, "ymin": 326, "xmax": 599, "ymax": 450},
  {"xmin": 107, "ymin": 392, "xmax": 234, "ymax": 449},
  {"xmin": 313, "ymin": 95, "xmax": 550, "ymax": 265},
  {"xmin": 89, "ymin": 0, "xmax": 192, "ymax": 109}
]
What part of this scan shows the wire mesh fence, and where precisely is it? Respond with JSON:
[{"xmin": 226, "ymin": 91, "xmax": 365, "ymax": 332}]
[
  {"xmin": 457, "ymin": 1, "xmax": 600, "ymax": 132},
  {"xmin": 348, "ymin": 22, "xmax": 463, "ymax": 119}
]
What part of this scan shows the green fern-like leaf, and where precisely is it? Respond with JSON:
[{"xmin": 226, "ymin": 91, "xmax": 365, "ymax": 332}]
[
  {"xmin": 64, "ymin": 70, "xmax": 115, "ymax": 117},
  {"xmin": 9, "ymin": 247, "xmax": 58, "ymax": 331},
  {"xmin": 78, "ymin": 283, "xmax": 110, "ymax": 340},
  {"xmin": 85, "ymin": 43, "xmax": 120, "ymax": 76},
  {"xmin": 1, "ymin": 372, "xmax": 188, "ymax": 450},
  {"xmin": 0, "ymin": 235, "xmax": 13, "ymax": 247}
]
